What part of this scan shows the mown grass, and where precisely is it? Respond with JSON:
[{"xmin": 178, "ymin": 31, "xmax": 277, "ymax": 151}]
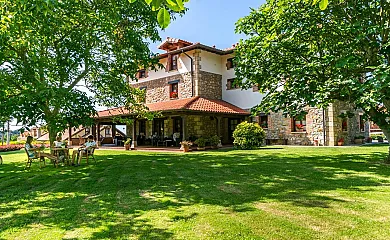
[{"xmin": 1, "ymin": 145, "xmax": 390, "ymax": 240}]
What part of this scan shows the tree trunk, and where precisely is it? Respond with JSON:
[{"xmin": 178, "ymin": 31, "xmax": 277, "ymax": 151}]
[
  {"xmin": 47, "ymin": 125, "xmax": 58, "ymax": 153},
  {"xmin": 382, "ymin": 128, "xmax": 390, "ymax": 164}
]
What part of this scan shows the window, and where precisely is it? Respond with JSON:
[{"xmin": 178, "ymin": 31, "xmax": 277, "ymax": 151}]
[
  {"xmin": 105, "ymin": 127, "xmax": 111, "ymax": 136},
  {"xmin": 226, "ymin": 58, "xmax": 235, "ymax": 70},
  {"xmin": 292, "ymin": 116, "xmax": 307, "ymax": 132},
  {"xmin": 138, "ymin": 69, "xmax": 147, "ymax": 79},
  {"xmin": 170, "ymin": 82, "xmax": 179, "ymax": 99},
  {"xmin": 168, "ymin": 54, "xmax": 178, "ymax": 71},
  {"xmin": 342, "ymin": 118, "xmax": 348, "ymax": 132},
  {"xmin": 227, "ymin": 78, "xmax": 240, "ymax": 90},
  {"xmin": 259, "ymin": 115, "xmax": 268, "ymax": 129},
  {"xmin": 359, "ymin": 115, "xmax": 365, "ymax": 132}
]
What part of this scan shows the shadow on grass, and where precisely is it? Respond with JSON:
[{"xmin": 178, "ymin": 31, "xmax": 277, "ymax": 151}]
[{"xmin": 0, "ymin": 147, "xmax": 389, "ymax": 238}]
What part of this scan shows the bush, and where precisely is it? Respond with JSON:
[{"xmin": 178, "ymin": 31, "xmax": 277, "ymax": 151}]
[
  {"xmin": 209, "ymin": 135, "xmax": 220, "ymax": 147},
  {"xmin": 233, "ymin": 121, "xmax": 266, "ymax": 149},
  {"xmin": 194, "ymin": 137, "xmax": 206, "ymax": 148}
]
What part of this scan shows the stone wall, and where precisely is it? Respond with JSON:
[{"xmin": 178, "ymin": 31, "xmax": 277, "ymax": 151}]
[
  {"xmin": 263, "ymin": 107, "xmax": 325, "ymax": 146},
  {"xmin": 328, "ymin": 101, "xmax": 367, "ymax": 145},
  {"xmin": 186, "ymin": 115, "xmax": 218, "ymax": 139},
  {"xmin": 132, "ymin": 73, "xmax": 193, "ymax": 104},
  {"xmin": 198, "ymin": 71, "xmax": 223, "ymax": 100}
]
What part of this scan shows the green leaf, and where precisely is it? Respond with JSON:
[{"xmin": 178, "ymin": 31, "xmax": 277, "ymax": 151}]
[
  {"xmin": 145, "ymin": 0, "xmax": 152, "ymax": 5},
  {"xmin": 128, "ymin": 0, "xmax": 137, "ymax": 3},
  {"xmin": 151, "ymin": 0, "xmax": 163, "ymax": 10},
  {"xmin": 176, "ymin": 0, "xmax": 185, "ymax": 10},
  {"xmin": 319, "ymin": 0, "xmax": 328, "ymax": 10},
  {"xmin": 157, "ymin": 8, "xmax": 170, "ymax": 29}
]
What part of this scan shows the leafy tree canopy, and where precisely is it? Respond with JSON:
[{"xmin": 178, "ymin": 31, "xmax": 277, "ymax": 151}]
[
  {"xmin": 0, "ymin": 0, "xmax": 186, "ymax": 143},
  {"xmin": 235, "ymin": 0, "xmax": 390, "ymax": 158}
]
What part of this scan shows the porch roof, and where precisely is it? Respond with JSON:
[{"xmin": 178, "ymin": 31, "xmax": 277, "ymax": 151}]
[{"xmin": 96, "ymin": 97, "xmax": 250, "ymax": 119}]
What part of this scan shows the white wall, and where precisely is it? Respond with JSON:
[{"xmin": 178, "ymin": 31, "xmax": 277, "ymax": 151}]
[
  {"xmin": 129, "ymin": 50, "xmax": 195, "ymax": 85},
  {"xmin": 199, "ymin": 51, "xmax": 223, "ymax": 75},
  {"xmin": 220, "ymin": 54, "xmax": 264, "ymax": 110}
]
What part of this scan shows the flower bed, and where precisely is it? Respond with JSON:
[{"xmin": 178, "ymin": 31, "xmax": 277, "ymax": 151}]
[{"xmin": 0, "ymin": 144, "xmax": 25, "ymax": 152}]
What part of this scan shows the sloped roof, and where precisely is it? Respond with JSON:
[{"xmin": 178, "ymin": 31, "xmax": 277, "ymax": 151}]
[{"xmin": 96, "ymin": 97, "xmax": 249, "ymax": 119}]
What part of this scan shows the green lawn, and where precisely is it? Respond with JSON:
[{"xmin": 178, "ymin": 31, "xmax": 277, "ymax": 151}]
[{"xmin": 1, "ymin": 146, "xmax": 390, "ymax": 240}]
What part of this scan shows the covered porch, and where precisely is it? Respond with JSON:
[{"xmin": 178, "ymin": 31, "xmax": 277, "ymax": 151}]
[{"xmin": 94, "ymin": 97, "xmax": 250, "ymax": 149}]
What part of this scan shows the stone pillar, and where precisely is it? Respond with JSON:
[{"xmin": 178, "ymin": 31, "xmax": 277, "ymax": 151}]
[
  {"xmin": 68, "ymin": 127, "xmax": 72, "ymax": 146},
  {"xmin": 97, "ymin": 123, "xmax": 101, "ymax": 146},
  {"xmin": 326, "ymin": 104, "xmax": 337, "ymax": 146},
  {"xmin": 131, "ymin": 119, "xmax": 137, "ymax": 149},
  {"xmin": 193, "ymin": 49, "xmax": 202, "ymax": 97}
]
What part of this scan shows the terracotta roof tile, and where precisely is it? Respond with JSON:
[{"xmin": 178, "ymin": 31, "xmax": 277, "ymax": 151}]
[{"xmin": 96, "ymin": 97, "xmax": 249, "ymax": 119}]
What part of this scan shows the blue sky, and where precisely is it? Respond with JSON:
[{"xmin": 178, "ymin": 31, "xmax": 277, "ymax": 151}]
[{"xmin": 150, "ymin": 0, "xmax": 266, "ymax": 52}]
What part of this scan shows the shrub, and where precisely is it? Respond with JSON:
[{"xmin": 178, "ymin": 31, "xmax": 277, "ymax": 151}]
[
  {"xmin": 194, "ymin": 137, "xmax": 206, "ymax": 148},
  {"xmin": 233, "ymin": 121, "xmax": 266, "ymax": 149},
  {"xmin": 209, "ymin": 135, "xmax": 220, "ymax": 147}
]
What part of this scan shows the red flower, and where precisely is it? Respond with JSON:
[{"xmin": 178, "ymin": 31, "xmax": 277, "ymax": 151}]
[{"xmin": 170, "ymin": 92, "xmax": 178, "ymax": 98}]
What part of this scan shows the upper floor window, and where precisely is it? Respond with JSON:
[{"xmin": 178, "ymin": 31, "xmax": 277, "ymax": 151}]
[
  {"xmin": 138, "ymin": 69, "xmax": 147, "ymax": 79},
  {"xmin": 170, "ymin": 82, "xmax": 179, "ymax": 99},
  {"xmin": 226, "ymin": 78, "xmax": 240, "ymax": 90},
  {"xmin": 167, "ymin": 54, "xmax": 179, "ymax": 71},
  {"xmin": 226, "ymin": 58, "xmax": 235, "ymax": 70},
  {"xmin": 260, "ymin": 115, "xmax": 268, "ymax": 129},
  {"xmin": 292, "ymin": 116, "xmax": 307, "ymax": 132}
]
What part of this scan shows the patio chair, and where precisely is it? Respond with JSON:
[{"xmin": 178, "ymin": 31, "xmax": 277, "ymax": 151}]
[
  {"xmin": 24, "ymin": 148, "xmax": 45, "ymax": 169},
  {"xmin": 79, "ymin": 147, "xmax": 97, "ymax": 165}
]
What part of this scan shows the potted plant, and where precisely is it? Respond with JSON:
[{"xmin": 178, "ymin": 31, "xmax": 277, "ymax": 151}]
[
  {"xmin": 124, "ymin": 138, "xmax": 131, "ymax": 150},
  {"xmin": 295, "ymin": 124, "xmax": 304, "ymax": 132},
  {"xmin": 209, "ymin": 135, "xmax": 220, "ymax": 149},
  {"xmin": 194, "ymin": 137, "xmax": 206, "ymax": 150},
  {"xmin": 378, "ymin": 135, "xmax": 384, "ymax": 142},
  {"xmin": 354, "ymin": 135, "xmax": 365, "ymax": 144},
  {"xmin": 337, "ymin": 138, "xmax": 344, "ymax": 146},
  {"xmin": 180, "ymin": 140, "xmax": 192, "ymax": 152},
  {"xmin": 170, "ymin": 92, "xmax": 178, "ymax": 99}
]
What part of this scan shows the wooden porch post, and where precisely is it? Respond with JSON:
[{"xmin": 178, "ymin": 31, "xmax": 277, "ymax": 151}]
[
  {"xmin": 182, "ymin": 116, "xmax": 187, "ymax": 140},
  {"xmin": 92, "ymin": 124, "xmax": 97, "ymax": 140},
  {"xmin": 131, "ymin": 119, "xmax": 137, "ymax": 149},
  {"xmin": 217, "ymin": 117, "xmax": 222, "ymax": 137},
  {"xmin": 97, "ymin": 123, "xmax": 101, "ymax": 146},
  {"xmin": 217, "ymin": 117, "xmax": 223, "ymax": 147},
  {"xmin": 112, "ymin": 124, "xmax": 116, "ymax": 144}
]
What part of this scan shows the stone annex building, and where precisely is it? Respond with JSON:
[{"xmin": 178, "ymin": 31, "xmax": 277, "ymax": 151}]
[{"xmin": 94, "ymin": 37, "xmax": 369, "ymax": 147}]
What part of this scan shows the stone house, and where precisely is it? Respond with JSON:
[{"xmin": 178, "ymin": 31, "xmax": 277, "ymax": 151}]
[{"xmin": 94, "ymin": 37, "xmax": 368, "ymax": 146}]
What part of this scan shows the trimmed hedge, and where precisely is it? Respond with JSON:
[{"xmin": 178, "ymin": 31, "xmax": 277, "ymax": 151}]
[{"xmin": 233, "ymin": 121, "xmax": 266, "ymax": 149}]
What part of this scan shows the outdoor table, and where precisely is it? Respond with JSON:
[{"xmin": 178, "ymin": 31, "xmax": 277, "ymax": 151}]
[{"xmin": 51, "ymin": 147, "xmax": 70, "ymax": 165}]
